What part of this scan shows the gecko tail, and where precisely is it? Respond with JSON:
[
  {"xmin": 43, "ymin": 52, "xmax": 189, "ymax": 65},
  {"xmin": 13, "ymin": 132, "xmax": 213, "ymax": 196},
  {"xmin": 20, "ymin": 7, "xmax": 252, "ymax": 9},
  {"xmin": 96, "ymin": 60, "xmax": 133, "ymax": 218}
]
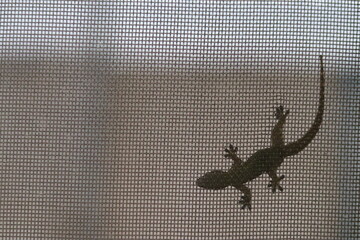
[
  {"xmin": 196, "ymin": 170, "xmax": 231, "ymax": 190},
  {"xmin": 283, "ymin": 55, "xmax": 325, "ymax": 157}
]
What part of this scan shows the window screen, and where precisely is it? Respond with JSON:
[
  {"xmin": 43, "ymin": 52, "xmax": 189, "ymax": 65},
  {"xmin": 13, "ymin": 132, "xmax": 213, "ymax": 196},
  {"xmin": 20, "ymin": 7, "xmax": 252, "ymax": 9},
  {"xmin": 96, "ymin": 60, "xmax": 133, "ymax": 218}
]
[{"xmin": 0, "ymin": 1, "xmax": 359, "ymax": 239}]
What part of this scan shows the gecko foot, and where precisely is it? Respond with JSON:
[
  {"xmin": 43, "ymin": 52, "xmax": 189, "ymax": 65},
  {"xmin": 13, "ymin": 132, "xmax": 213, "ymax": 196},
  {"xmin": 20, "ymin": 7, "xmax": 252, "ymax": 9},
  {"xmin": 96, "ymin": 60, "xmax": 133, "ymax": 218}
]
[
  {"xmin": 275, "ymin": 105, "xmax": 290, "ymax": 120},
  {"xmin": 238, "ymin": 195, "xmax": 251, "ymax": 210},
  {"xmin": 268, "ymin": 175, "xmax": 285, "ymax": 193},
  {"xmin": 224, "ymin": 144, "xmax": 238, "ymax": 159}
]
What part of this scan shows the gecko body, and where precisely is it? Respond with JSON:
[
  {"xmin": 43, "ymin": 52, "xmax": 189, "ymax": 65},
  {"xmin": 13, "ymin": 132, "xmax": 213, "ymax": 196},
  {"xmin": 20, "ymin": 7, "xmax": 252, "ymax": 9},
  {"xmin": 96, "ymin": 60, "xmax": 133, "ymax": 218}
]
[{"xmin": 196, "ymin": 56, "xmax": 325, "ymax": 210}]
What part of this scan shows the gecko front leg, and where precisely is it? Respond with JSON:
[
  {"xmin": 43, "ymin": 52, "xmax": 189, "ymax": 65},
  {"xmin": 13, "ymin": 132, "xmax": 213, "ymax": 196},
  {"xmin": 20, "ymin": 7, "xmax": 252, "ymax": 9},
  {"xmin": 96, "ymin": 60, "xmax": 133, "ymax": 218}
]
[
  {"xmin": 234, "ymin": 184, "xmax": 252, "ymax": 210},
  {"xmin": 224, "ymin": 144, "xmax": 243, "ymax": 164}
]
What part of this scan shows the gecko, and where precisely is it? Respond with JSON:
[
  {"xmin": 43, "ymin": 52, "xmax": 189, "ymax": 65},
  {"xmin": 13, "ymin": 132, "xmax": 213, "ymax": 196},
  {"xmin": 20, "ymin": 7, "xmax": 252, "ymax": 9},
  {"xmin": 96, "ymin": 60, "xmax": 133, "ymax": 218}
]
[{"xmin": 196, "ymin": 55, "xmax": 325, "ymax": 210}]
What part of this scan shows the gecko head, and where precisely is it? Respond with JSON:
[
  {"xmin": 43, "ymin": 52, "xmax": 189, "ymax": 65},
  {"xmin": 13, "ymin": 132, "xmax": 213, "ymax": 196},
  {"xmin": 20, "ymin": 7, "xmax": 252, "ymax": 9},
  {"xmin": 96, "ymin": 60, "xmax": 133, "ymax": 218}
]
[{"xmin": 196, "ymin": 170, "xmax": 230, "ymax": 190}]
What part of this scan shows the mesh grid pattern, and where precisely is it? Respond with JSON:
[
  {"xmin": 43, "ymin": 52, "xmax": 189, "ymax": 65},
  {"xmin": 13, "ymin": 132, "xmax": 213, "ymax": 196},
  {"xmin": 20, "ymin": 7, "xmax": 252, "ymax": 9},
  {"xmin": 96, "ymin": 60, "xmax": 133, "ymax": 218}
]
[{"xmin": 0, "ymin": 1, "xmax": 359, "ymax": 239}]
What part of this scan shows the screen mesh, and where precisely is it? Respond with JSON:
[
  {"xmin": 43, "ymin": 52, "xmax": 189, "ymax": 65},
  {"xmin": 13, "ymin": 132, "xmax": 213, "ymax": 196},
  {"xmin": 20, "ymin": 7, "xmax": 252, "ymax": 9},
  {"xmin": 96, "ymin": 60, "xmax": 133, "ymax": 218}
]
[{"xmin": 0, "ymin": 1, "xmax": 359, "ymax": 239}]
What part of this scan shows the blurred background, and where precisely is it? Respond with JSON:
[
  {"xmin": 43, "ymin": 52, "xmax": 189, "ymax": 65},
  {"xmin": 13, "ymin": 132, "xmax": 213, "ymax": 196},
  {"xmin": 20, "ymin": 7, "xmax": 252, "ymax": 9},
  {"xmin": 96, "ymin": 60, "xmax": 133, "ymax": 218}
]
[{"xmin": 0, "ymin": 1, "xmax": 359, "ymax": 239}]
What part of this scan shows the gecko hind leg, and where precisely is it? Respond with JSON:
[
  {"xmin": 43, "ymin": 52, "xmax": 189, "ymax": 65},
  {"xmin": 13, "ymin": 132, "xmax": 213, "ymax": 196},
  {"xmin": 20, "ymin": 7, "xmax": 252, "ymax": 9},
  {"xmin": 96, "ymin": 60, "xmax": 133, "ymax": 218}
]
[
  {"xmin": 234, "ymin": 184, "xmax": 252, "ymax": 210},
  {"xmin": 275, "ymin": 105, "xmax": 290, "ymax": 120},
  {"xmin": 271, "ymin": 105, "xmax": 290, "ymax": 147},
  {"xmin": 267, "ymin": 170, "xmax": 285, "ymax": 193}
]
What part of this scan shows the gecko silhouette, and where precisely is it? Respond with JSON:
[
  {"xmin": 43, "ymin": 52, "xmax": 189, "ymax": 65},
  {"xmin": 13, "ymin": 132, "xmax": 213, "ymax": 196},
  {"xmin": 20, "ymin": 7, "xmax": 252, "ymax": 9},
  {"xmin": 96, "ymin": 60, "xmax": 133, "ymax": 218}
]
[{"xmin": 196, "ymin": 55, "xmax": 325, "ymax": 210}]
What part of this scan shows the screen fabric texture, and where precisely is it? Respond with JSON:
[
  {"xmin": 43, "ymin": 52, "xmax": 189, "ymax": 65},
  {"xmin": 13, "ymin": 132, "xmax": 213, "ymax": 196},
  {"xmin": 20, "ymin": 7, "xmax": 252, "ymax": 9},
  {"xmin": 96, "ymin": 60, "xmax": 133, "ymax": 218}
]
[{"xmin": 0, "ymin": 1, "xmax": 359, "ymax": 240}]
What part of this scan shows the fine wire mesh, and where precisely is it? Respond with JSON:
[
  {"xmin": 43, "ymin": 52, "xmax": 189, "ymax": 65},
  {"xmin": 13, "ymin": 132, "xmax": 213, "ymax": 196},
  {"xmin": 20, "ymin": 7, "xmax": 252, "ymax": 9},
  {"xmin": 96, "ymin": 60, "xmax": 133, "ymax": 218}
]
[{"xmin": 0, "ymin": 1, "xmax": 359, "ymax": 240}]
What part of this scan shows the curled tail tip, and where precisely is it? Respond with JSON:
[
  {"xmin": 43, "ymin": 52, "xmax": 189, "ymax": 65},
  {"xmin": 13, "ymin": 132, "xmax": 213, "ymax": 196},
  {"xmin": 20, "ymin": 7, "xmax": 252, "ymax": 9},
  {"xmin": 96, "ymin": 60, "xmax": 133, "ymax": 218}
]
[{"xmin": 283, "ymin": 55, "xmax": 325, "ymax": 157}]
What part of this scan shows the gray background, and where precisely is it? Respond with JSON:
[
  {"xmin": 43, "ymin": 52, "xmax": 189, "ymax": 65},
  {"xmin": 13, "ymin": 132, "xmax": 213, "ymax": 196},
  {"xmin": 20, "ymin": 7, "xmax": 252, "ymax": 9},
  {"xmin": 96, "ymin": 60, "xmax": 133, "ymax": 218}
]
[{"xmin": 0, "ymin": 1, "xmax": 359, "ymax": 239}]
